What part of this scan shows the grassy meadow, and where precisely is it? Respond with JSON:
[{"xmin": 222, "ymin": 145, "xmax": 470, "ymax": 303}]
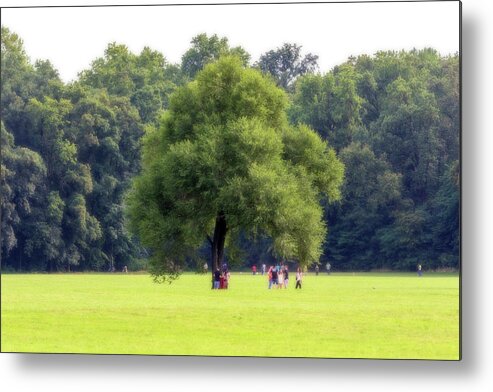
[{"xmin": 1, "ymin": 272, "xmax": 459, "ymax": 359}]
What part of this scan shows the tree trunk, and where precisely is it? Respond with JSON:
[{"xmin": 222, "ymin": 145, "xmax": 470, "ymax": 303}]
[{"xmin": 210, "ymin": 211, "xmax": 227, "ymax": 288}]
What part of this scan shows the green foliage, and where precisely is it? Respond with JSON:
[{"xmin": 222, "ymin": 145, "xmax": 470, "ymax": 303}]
[
  {"xmin": 127, "ymin": 57, "xmax": 344, "ymax": 281},
  {"xmin": 1, "ymin": 26, "xmax": 459, "ymax": 274},
  {"xmin": 282, "ymin": 124, "xmax": 344, "ymax": 200},
  {"xmin": 67, "ymin": 89, "xmax": 146, "ymax": 271},
  {"xmin": 1, "ymin": 122, "xmax": 47, "ymax": 259},
  {"xmin": 1, "ymin": 28, "xmax": 151, "ymax": 272},
  {"xmin": 427, "ymin": 161, "xmax": 460, "ymax": 267},
  {"xmin": 1, "ymin": 27, "xmax": 64, "ymax": 146},
  {"xmin": 79, "ymin": 43, "xmax": 184, "ymax": 124},
  {"xmin": 181, "ymin": 33, "xmax": 251, "ymax": 79},
  {"xmin": 324, "ymin": 143, "xmax": 402, "ymax": 269},
  {"xmin": 291, "ymin": 49, "xmax": 459, "ymax": 270},
  {"xmin": 256, "ymin": 43, "xmax": 318, "ymax": 91},
  {"xmin": 289, "ymin": 64, "xmax": 364, "ymax": 150}
]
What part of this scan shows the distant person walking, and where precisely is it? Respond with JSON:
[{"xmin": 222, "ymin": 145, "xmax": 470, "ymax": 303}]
[
  {"xmin": 326, "ymin": 262, "xmax": 331, "ymax": 275},
  {"xmin": 203, "ymin": 262, "xmax": 208, "ymax": 274},
  {"xmin": 295, "ymin": 267, "xmax": 303, "ymax": 289},
  {"xmin": 252, "ymin": 265, "xmax": 257, "ymax": 275},
  {"xmin": 315, "ymin": 265, "xmax": 319, "ymax": 276},
  {"xmin": 261, "ymin": 263, "xmax": 266, "ymax": 275},
  {"xmin": 268, "ymin": 266, "xmax": 273, "ymax": 289},
  {"xmin": 417, "ymin": 264, "xmax": 423, "ymax": 277}
]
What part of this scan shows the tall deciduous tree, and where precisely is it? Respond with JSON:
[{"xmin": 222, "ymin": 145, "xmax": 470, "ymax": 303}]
[
  {"xmin": 1, "ymin": 123, "xmax": 47, "ymax": 263},
  {"xmin": 324, "ymin": 142, "xmax": 402, "ymax": 269},
  {"xmin": 289, "ymin": 64, "xmax": 363, "ymax": 151},
  {"xmin": 1, "ymin": 25, "xmax": 459, "ymax": 273},
  {"xmin": 79, "ymin": 43, "xmax": 184, "ymax": 124},
  {"xmin": 181, "ymin": 33, "xmax": 251, "ymax": 79},
  {"xmin": 67, "ymin": 88, "xmax": 145, "ymax": 271},
  {"xmin": 127, "ymin": 56, "xmax": 344, "ymax": 282},
  {"xmin": 256, "ymin": 43, "xmax": 318, "ymax": 91}
]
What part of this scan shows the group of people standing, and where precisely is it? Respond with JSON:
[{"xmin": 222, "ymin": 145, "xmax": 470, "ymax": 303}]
[
  {"xmin": 265, "ymin": 264, "xmax": 303, "ymax": 289},
  {"xmin": 212, "ymin": 263, "xmax": 231, "ymax": 289},
  {"xmin": 212, "ymin": 261, "xmax": 302, "ymax": 290}
]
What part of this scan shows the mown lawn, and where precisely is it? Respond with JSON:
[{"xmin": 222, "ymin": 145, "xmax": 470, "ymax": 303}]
[{"xmin": 1, "ymin": 272, "xmax": 460, "ymax": 359}]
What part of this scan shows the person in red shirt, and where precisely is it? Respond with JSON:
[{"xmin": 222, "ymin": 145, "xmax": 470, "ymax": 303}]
[
  {"xmin": 219, "ymin": 271, "xmax": 225, "ymax": 289},
  {"xmin": 252, "ymin": 265, "xmax": 257, "ymax": 275}
]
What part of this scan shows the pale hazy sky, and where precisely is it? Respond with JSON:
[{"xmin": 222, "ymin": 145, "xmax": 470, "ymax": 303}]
[{"xmin": 1, "ymin": 1, "xmax": 460, "ymax": 83}]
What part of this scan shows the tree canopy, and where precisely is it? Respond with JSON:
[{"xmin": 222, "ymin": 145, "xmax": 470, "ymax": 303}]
[
  {"xmin": 1, "ymin": 26, "xmax": 459, "ymax": 275},
  {"xmin": 181, "ymin": 33, "xmax": 251, "ymax": 79},
  {"xmin": 255, "ymin": 43, "xmax": 318, "ymax": 91},
  {"xmin": 126, "ymin": 56, "xmax": 344, "ymax": 281},
  {"xmin": 291, "ymin": 49, "xmax": 459, "ymax": 270}
]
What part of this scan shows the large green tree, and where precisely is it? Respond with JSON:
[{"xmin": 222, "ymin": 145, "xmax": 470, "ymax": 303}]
[
  {"xmin": 324, "ymin": 142, "xmax": 402, "ymax": 270},
  {"xmin": 79, "ymin": 43, "xmax": 184, "ymax": 124},
  {"xmin": 127, "ymin": 56, "xmax": 344, "ymax": 282},
  {"xmin": 65, "ymin": 87, "xmax": 145, "ymax": 271},
  {"xmin": 1, "ymin": 25, "xmax": 459, "ymax": 273},
  {"xmin": 1, "ymin": 122, "xmax": 47, "ymax": 265},
  {"xmin": 289, "ymin": 64, "xmax": 363, "ymax": 150},
  {"xmin": 181, "ymin": 33, "xmax": 250, "ymax": 79},
  {"xmin": 256, "ymin": 43, "xmax": 318, "ymax": 91}
]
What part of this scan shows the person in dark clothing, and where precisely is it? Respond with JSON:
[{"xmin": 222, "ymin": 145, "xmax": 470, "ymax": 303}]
[
  {"xmin": 271, "ymin": 268, "xmax": 279, "ymax": 288},
  {"xmin": 295, "ymin": 267, "xmax": 303, "ymax": 289},
  {"xmin": 213, "ymin": 269, "xmax": 221, "ymax": 289}
]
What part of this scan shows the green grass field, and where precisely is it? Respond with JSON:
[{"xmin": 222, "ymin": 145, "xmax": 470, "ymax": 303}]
[{"xmin": 1, "ymin": 272, "xmax": 459, "ymax": 359}]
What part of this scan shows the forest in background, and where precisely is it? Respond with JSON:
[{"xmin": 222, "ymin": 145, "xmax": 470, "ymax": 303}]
[{"xmin": 0, "ymin": 27, "xmax": 459, "ymax": 272}]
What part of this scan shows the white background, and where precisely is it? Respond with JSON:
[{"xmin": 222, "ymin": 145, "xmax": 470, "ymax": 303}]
[
  {"xmin": 1, "ymin": 0, "xmax": 491, "ymax": 391},
  {"xmin": 1, "ymin": 1, "xmax": 459, "ymax": 81}
]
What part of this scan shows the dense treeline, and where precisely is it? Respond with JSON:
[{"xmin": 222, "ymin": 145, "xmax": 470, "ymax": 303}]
[
  {"xmin": 1, "ymin": 27, "xmax": 459, "ymax": 272},
  {"xmin": 289, "ymin": 51, "xmax": 460, "ymax": 270}
]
